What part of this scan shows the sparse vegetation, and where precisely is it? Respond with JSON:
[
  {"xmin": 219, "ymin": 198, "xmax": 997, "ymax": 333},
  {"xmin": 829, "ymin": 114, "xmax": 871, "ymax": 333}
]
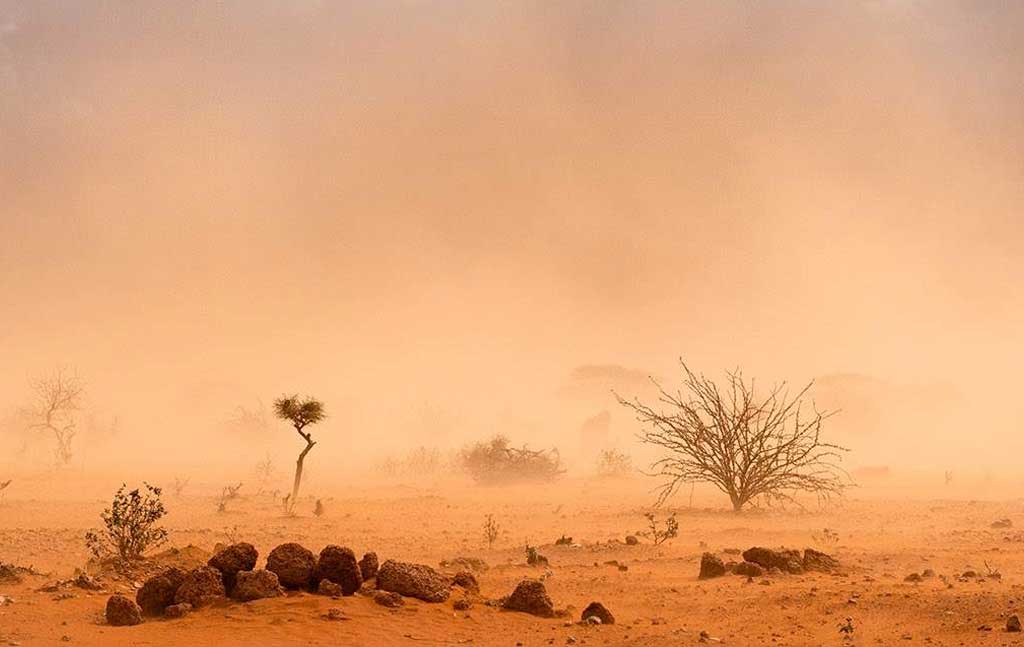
[
  {"xmin": 618, "ymin": 360, "xmax": 849, "ymax": 511},
  {"xmin": 84, "ymin": 483, "xmax": 168, "ymax": 561},
  {"xmin": 460, "ymin": 435, "xmax": 564, "ymax": 485},
  {"xmin": 273, "ymin": 395, "xmax": 325, "ymax": 515},
  {"xmin": 643, "ymin": 511, "xmax": 679, "ymax": 545},
  {"xmin": 216, "ymin": 482, "xmax": 243, "ymax": 513},
  {"xmin": 254, "ymin": 454, "xmax": 276, "ymax": 495},
  {"xmin": 377, "ymin": 446, "xmax": 451, "ymax": 478},
  {"xmin": 813, "ymin": 527, "xmax": 840, "ymax": 546},
  {"xmin": 483, "ymin": 514, "xmax": 500, "ymax": 549},
  {"xmin": 314, "ymin": 499, "xmax": 325, "ymax": 517},
  {"xmin": 171, "ymin": 477, "xmax": 189, "ymax": 497},
  {"xmin": 596, "ymin": 448, "xmax": 633, "ymax": 478},
  {"xmin": 0, "ymin": 479, "xmax": 10, "ymax": 502},
  {"xmin": 24, "ymin": 369, "xmax": 84, "ymax": 465}
]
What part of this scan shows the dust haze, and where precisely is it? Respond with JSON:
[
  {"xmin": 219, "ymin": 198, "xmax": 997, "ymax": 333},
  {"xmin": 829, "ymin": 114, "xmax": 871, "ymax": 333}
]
[{"xmin": 2, "ymin": 1, "xmax": 1023, "ymax": 479}]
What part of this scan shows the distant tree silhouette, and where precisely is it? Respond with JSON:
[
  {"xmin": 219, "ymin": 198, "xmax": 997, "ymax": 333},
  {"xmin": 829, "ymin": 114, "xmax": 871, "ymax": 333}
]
[{"xmin": 25, "ymin": 369, "xmax": 83, "ymax": 465}]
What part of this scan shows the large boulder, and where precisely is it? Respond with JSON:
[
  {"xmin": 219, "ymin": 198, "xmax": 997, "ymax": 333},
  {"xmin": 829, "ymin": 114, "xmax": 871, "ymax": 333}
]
[
  {"xmin": 266, "ymin": 543, "xmax": 317, "ymax": 589},
  {"xmin": 232, "ymin": 569, "xmax": 284, "ymax": 602},
  {"xmin": 581, "ymin": 601, "xmax": 615, "ymax": 625},
  {"xmin": 376, "ymin": 560, "xmax": 450, "ymax": 603},
  {"xmin": 314, "ymin": 545, "xmax": 362, "ymax": 595},
  {"xmin": 136, "ymin": 567, "xmax": 186, "ymax": 616},
  {"xmin": 503, "ymin": 579, "xmax": 555, "ymax": 617},
  {"xmin": 742, "ymin": 547, "xmax": 803, "ymax": 574},
  {"xmin": 359, "ymin": 552, "xmax": 379, "ymax": 581},
  {"xmin": 106, "ymin": 594, "xmax": 142, "ymax": 626},
  {"xmin": 699, "ymin": 553, "xmax": 726, "ymax": 579},
  {"xmin": 802, "ymin": 548, "xmax": 840, "ymax": 573},
  {"xmin": 174, "ymin": 566, "xmax": 226, "ymax": 608},
  {"xmin": 208, "ymin": 543, "xmax": 258, "ymax": 592}
]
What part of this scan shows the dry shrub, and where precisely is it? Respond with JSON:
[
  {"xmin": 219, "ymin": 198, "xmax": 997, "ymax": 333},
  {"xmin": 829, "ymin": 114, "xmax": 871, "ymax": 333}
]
[
  {"xmin": 377, "ymin": 446, "xmax": 451, "ymax": 478},
  {"xmin": 459, "ymin": 435, "xmax": 564, "ymax": 485},
  {"xmin": 84, "ymin": 483, "xmax": 168, "ymax": 561},
  {"xmin": 596, "ymin": 449, "xmax": 633, "ymax": 478}
]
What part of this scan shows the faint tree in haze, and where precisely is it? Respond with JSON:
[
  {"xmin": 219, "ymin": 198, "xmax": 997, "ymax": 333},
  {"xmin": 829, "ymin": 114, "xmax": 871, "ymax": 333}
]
[
  {"xmin": 617, "ymin": 360, "xmax": 849, "ymax": 512},
  {"xmin": 273, "ymin": 395, "xmax": 325, "ymax": 515},
  {"xmin": 25, "ymin": 369, "xmax": 84, "ymax": 465}
]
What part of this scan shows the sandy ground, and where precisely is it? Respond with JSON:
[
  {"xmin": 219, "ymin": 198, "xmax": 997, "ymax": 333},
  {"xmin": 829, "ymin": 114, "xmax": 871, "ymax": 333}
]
[{"xmin": 2, "ymin": 475, "xmax": 1024, "ymax": 646}]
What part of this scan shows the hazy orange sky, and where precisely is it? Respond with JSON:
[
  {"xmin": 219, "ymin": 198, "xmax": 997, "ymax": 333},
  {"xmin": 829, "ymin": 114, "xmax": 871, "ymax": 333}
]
[{"xmin": 2, "ymin": 1, "xmax": 1022, "ymax": 472}]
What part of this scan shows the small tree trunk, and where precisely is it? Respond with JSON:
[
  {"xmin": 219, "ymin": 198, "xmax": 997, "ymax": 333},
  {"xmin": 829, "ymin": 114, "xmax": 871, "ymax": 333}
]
[{"xmin": 289, "ymin": 434, "xmax": 315, "ymax": 513}]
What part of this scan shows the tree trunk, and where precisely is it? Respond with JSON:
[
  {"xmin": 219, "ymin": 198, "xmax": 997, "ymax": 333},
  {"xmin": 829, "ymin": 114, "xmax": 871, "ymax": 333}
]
[{"xmin": 289, "ymin": 435, "xmax": 315, "ymax": 513}]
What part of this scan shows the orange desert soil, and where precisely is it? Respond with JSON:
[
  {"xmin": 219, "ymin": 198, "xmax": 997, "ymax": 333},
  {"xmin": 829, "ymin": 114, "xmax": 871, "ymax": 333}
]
[{"xmin": 2, "ymin": 477, "xmax": 1023, "ymax": 646}]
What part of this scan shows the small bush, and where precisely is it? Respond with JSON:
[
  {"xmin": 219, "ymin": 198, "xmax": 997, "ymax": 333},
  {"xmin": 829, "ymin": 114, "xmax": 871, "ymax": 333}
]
[
  {"xmin": 483, "ymin": 514, "xmax": 500, "ymax": 549},
  {"xmin": 643, "ymin": 511, "xmax": 678, "ymax": 546},
  {"xmin": 460, "ymin": 435, "xmax": 564, "ymax": 485},
  {"xmin": 376, "ymin": 446, "xmax": 451, "ymax": 478},
  {"xmin": 596, "ymin": 449, "xmax": 633, "ymax": 477},
  {"xmin": 84, "ymin": 483, "xmax": 168, "ymax": 561}
]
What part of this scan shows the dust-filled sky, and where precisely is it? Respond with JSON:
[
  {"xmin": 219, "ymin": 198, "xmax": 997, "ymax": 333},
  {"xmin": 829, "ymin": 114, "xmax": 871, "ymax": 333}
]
[{"xmin": 1, "ymin": 1, "xmax": 1023, "ymax": 475}]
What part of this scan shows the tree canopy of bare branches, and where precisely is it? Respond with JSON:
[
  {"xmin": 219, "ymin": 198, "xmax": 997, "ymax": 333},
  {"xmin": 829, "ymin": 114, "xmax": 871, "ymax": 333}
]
[
  {"xmin": 617, "ymin": 361, "xmax": 849, "ymax": 512},
  {"xmin": 273, "ymin": 395, "xmax": 325, "ymax": 515},
  {"xmin": 25, "ymin": 369, "xmax": 84, "ymax": 465}
]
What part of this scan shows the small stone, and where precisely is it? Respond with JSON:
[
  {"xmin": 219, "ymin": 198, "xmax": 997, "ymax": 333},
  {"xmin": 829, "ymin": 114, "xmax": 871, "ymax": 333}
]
[
  {"xmin": 1008, "ymin": 615, "xmax": 1022, "ymax": 632},
  {"xmin": 453, "ymin": 597, "xmax": 472, "ymax": 611},
  {"xmin": 164, "ymin": 602, "xmax": 192, "ymax": 619},
  {"xmin": 733, "ymin": 561, "xmax": 764, "ymax": 577},
  {"xmin": 374, "ymin": 590, "xmax": 404, "ymax": 608},
  {"xmin": 904, "ymin": 573, "xmax": 923, "ymax": 583},
  {"xmin": 208, "ymin": 543, "xmax": 258, "ymax": 592},
  {"xmin": 174, "ymin": 567, "xmax": 226, "ymax": 608},
  {"xmin": 503, "ymin": 579, "xmax": 555, "ymax": 617},
  {"xmin": 232, "ymin": 569, "xmax": 284, "ymax": 602},
  {"xmin": 359, "ymin": 552, "xmax": 379, "ymax": 581},
  {"xmin": 581, "ymin": 601, "xmax": 614, "ymax": 625},
  {"xmin": 317, "ymin": 579, "xmax": 344, "ymax": 597},
  {"xmin": 105, "ymin": 594, "xmax": 142, "ymax": 626},
  {"xmin": 625, "ymin": 536, "xmax": 639, "ymax": 546},
  {"xmin": 314, "ymin": 545, "xmax": 362, "ymax": 596},
  {"xmin": 451, "ymin": 571, "xmax": 479, "ymax": 593},
  {"xmin": 699, "ymin": 553, "xmax": 726, "ymax": 579},
  {"xmin": 377, "ymin": 560, "xmax": 450, "ymax": 603},
  {"xmin": 323, "ymin": 607, "xmax": 345, "ymax": 621}
]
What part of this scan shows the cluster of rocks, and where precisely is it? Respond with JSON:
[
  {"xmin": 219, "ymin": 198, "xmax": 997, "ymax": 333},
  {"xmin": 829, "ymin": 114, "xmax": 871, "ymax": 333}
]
[
  {"xmin": 105, "ymin": 542, "xmax": 619, "ymax": 630},
  {"xmin": 106, "ymin": 542, "xmax": 381, "ymax": 626},
  {"xmin": 699, "ymin": 546, "xmax": 839, "ymax": 580}
]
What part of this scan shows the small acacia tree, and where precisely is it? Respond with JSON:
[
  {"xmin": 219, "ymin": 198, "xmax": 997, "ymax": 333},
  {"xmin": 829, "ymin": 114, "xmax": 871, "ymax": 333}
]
[
  {"xmin": 273, "ymin": 395, "xmax": 325, "ymax": 514},
  {"xmin": 618, "ymin": 361, "xmax": 849, "ymax": 512},
  {"xmin": 25, "ymin": 369, "xmax": 83, "ymax": 465}
]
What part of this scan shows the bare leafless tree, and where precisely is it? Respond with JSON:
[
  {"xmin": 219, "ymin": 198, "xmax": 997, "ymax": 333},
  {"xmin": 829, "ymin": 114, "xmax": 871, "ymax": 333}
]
[
  {"xmin": 617, "ymin": 361, "xmax": 849, "ymax": 512},
  {"xmin": 25, "ymin": 369, "xmax": 84, "ymax": 465}
]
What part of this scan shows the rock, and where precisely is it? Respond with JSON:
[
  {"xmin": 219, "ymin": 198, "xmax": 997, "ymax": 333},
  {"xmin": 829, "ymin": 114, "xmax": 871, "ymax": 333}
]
[
  {"xmin": 323, "ymin": 607, "xmax": 345, "ymax": 621},
  {"xmin": 439, "ymin": 557, "xmax": 489, "ymax": 573},
  {"xmin": 992, "ymin": 518, "xmax": 1013, "ymax": 529},
  {"xmin": 503, "ymin": 579, "xmax": 555, "ymax": 617},
  {"xmin": 174, "ymin": 567, "xmax": 226, "ymax": 608},
  {"xmin": 359, "ymin": 552, "xmax": 379, "ymax": 581},
  {"xmin": 232, "ymin": 569, "xmax": 284, "ymax": 602},
  {"xmin": 318, "ymin": 579, "xmax": 343, "ymax": 597},
  {"xmin": 699, "ymin": 553, "xmax": 726, "ymax": 579},
  {"xmin": 802, "ymin": 548, "xmax": 840, "ymax": 573},
  {"xmin": 733, "ymin": 561, "xmax": 764, "ymax": 577},
  {"xmin": 314, "ymin": 545, "xmax": 362, "ymax": 595},
  {"xmin": 451, "ymin": 571, "xmax": 479, "ymax": 594},
  {"xmin": 164, "ymin": 602, "xmax": 192, "ymax": 619},
  {"xmin": 625, "ymin": 535, "xmax": 639, "ymax": 546},
  {"xmin": 374, "ymin": 590, "xmax": 404, "ymax": 608},
  {"xmin": 73, "ymin": 572, "xmax": 103, "ymax": 591},
  {"xmin": 742, "ymin": 547, "xmax": 803, "ymax": 574},
  {"xmin": 376, "ymin": 560, "xmax": 450, "ymax": 603},
  {"xmin": 208, "ymin": 543, "xmax": 258, "ymax": 592},
  {"xmin": 266, "ymin": 543, "xmax": 317, "ymax": 590},
  {"xmin": 1008, "ymin": 615, "xmax": 1021, "ymax": 632},
  {"xmin": 453, "ymin": 597, "xmax": 472, "ymax": 611},
  {"xmin": 921, "ymin": 568, "xmax": 935, "ymax": 578},
  {"xmin": 105, "ymin": 594, "xmax": 142, "ymax": 626},
  {"xmin": 136, "ymin": 568, "xmax": 186, "ymax": 617},
  {"xmin": 581, "ymin": 601, "xmax": 614, "ymax": 625},
  {"xmin": 904, "ymin": 573, "xmax": 923, "ymax": 583}
]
